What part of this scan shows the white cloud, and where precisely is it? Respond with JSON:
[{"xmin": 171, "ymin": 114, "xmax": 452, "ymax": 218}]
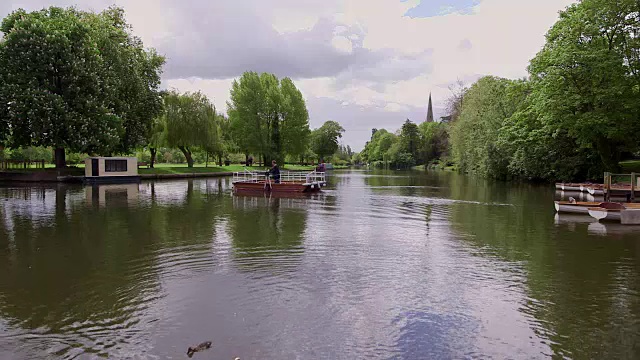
[{"xmin": 1, "ymin": 0, "xmax": 578, "ymax": 149}]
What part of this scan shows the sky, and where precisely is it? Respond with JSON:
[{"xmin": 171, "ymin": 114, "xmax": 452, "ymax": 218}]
[{"xmin": 0, "ymin": 0, "xmax": 577, "ymax": 151}]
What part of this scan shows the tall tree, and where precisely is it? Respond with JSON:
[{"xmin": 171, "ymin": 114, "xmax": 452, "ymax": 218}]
[
  {"xmin": 400, "ymin": 119, "xmax": 420, "ymax": 161},
  {"xmin": 228, "ymin": 71, "xmax": 311, "ymax": 166},
  {"xmin": 260, "ymin": 73, "xmax": 282, "ymax": 164},
  {"xmin": 311, "ymin": 121, "xmax": 345, "ymax": 161},
  {"xmin": 0, "ymin": 6, "xmax": 164, "ymax": 168},
  {"xmin": 450, "ymin": 76, "xmax": 520, "ymax": 178},
  {"xmin": 280, "ymin": 77, "xmax": 311, "ymax": 162},
  {"xmin": 164, "ymin": 91, "xmax": 219, "ymax": 168},
  {"xmin": 228, "ymin": 71, "xmax": 267, "ymax": 165},
  {"xmin": 527, "ymin": 0, "xmax": 640, "ymax": 172}
]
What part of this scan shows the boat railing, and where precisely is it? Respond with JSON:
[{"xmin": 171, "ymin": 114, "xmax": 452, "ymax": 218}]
[
  {"xmin": 232, "ymin": 168, "xmax": 326, "ymax": 185},
  {"xmin": 278, "ymin": 170, "xmax": 326, "ymax": 184},
  {"xmin": 232, "ymin": 168, "xmax": 268, "ymax": 183}
]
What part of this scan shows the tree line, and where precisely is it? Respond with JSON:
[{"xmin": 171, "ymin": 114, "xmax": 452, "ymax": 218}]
[
  {"xmin": 358, "ymin": 119, "xmax": 450, "ymax": 169},
  {"xmin": 451, "ymin": 0, "xmax": 640, "ymax": 181},
  {"xmin": 0, "ymin": 6, "xmax": 348, "ymax": 169},
  {"xmin": 362, "ymin": 0, "xmax": 639, "ymax": 181}
]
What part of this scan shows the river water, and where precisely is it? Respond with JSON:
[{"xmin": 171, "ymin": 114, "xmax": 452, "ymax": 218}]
[{"xmin": 0, "ymin": 170, "xmax": 638, "ymax": 359}]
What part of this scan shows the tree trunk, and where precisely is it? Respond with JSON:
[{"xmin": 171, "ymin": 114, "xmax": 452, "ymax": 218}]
[
  {"xmin": 178, "ymin": 146, "xmax": 194, "ymax": 168},
  {"xmin": 54, "ymin": 147, "xmax": 66, "ymax": 169},
  {"xmin": 218, "ymin": 155, "xmax": 223, "ymax": 167},
  {"xmin": 150, "ymin": 148, "xmax": 157, "ymax": 168},
  {"xmin": 596, "ymin": 139, "xmax": 621, "ymax": 173},
  {"xmin": 245, "ymin": 153, "xmax": 249, "ymax": 166},
  {"xmin": 205, "ymin": 152, "xmax": 208, "ymax": 168}
]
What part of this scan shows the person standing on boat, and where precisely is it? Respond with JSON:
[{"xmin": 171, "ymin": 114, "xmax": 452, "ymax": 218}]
[{"xmin": 269, "ymin": 160, "xmax": 281, "ymax": 184}]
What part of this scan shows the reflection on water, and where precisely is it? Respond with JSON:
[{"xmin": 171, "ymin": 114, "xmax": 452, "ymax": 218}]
[{"xmin": 0, "ymin": 170, "xmax": 639, "ymax": 359}]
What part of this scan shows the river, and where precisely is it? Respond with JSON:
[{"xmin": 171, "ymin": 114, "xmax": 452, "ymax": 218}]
[{"xmin": 0, "ymin": 169, "xmax": 638, "ymax": 359}]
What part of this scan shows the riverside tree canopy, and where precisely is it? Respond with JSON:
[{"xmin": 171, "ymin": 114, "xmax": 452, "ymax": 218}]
[
  {"xmin": 0, "ymin": 6, "xmax": 165, "ymax": 167},
  {"xmin": 227, "ymin": 71, "xmax": 310, "ymax": 165}
]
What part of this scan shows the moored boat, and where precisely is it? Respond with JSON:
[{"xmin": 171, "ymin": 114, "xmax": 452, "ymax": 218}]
[
  {"xmin": 588, "ymin": 207, "xmax": 622, "ymax": 222},
  {"xmin": 554, "ymin": 201, "xmax": 640, "ymax": 215},
  {"xmin": 554, "ymin": 201, "xmax": 603, "ymax": 214},
  {"xmin": 587, "ymin": 186, "xmax": 605, "ymax": 195}
]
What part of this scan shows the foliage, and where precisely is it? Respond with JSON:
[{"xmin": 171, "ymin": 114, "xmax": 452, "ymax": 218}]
[
  {"xmin": 4, "ymin": 146, "xmax": 53, "ymax": 162},
  {"xmin": 399, "ymin": 119, "xmax": 420, "ymax": 161},
  {"xmin": 163, "ymin": 90, "xmax": 220, "ymax": 167},
  {"xmin": 450, "ymin": 0, "xmax": 640, "ymax": 181},
  {"xmin": 228, "ymin": 71, "xmax": 310, "ymax": 164},
  {"xmin": 0, "ymin": 6, "xmax": 164, "ymax": 167},
  {"xmin": 525, "ymin": 0, "xmax": 640, "ymax": 173},
  {"xmin": 310, "ymin": 121, "xmax": 345, "ymax": 161},
  {"xmin": 419, "ymin": 122, "xmax": 449, "ymax": 164},
  {"xmin": 450, "ymin": 76, "xmax": 521, "ymax": 179}
]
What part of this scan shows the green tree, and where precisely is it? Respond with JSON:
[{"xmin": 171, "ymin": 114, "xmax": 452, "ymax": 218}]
[
  {"xmin": 164, "ymin": 90, "xmax": 219, "ymax": 168},
  {"xmin": 311, "ymin": 121, "xmax": 345, "ymax": 161},
  {"xmin": 399, "ymin": 119, "xmax": 420, "ymax": 162},
  {"xmin": 280, "ymin": 77, "xmax": 311, "ymax": 162},
  {"xmin": 526, "ymin": 0, "xmax": 640, "ymax": 173},
  {"xmin": 450, "ymin": 76, "xmax": 520, "ymax": 178},
  {"xmin": 419, "ymin": 121, "xmax": 449, "ymax": 164},
  {"xmin": 147, "ymin": 115, "xmax": 166, "ymax": 168},
  {"xmin": 0, "ymin": 6, "xmax": 164, "ymax": 168},
  {"xmin": 228, "ymin": 71, "xmax": 311, "ymax": 166},
  {"xmin": 228, "ymin": 71, "xmax": 266, "ymax": 165}
]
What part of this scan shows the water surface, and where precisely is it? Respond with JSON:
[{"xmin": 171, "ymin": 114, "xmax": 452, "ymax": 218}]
[{"xmin": 0, "ymin": 170, "xmax": 639, "ymax": 359}]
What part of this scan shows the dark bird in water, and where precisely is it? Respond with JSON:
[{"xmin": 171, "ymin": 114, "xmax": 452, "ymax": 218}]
[{"xmin": 187, "ymin": 341, "xmax": 212, "ymax": 358}]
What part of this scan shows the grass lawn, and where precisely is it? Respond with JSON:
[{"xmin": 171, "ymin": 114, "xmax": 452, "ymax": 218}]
[{"xmin": 620, "ymin": 160, "xmax": 640, "ymax": 173}]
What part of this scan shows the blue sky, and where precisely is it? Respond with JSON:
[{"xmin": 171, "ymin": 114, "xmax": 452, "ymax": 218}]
[{"xmin": 403, "ymin": 0, "xmax": 481, "ymax": 18}]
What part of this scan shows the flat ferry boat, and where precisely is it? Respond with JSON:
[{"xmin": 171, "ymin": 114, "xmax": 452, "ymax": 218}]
[{"xmin": 232, "ymin": 169, "xmax": 326, "ymax": 194}]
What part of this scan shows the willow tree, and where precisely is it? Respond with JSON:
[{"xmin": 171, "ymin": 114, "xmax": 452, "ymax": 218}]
[
  {"xmin": 0, "ymin": 6, "xmax": 164, "ymax": 168},
  {"xmin": 164, "ymin": 91, "xmax": 220, "ymax": 168}
]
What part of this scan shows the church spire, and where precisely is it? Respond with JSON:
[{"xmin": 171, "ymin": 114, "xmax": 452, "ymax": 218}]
[{"xmin": 426, "ymin": 92, "xmax": 434, "ymax": 122}]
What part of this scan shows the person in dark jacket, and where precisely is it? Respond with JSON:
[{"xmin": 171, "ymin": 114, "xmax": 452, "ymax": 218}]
[{"xmin": 269, "ymin": 160, "xmax": 281, "ymax": 183}]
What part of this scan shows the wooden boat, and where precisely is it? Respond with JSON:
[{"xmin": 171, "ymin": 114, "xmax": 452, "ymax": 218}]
[
  {"xmin": 562, "ymin": 183, "xmax": 583, "ymax": 192},
  {"xmin": 554, "ymin": 201, "xmax": 640, "ymax": 215},
  {"xmin": 556, "ymin": 182, "xmax": 604, "ymax": 193},
  {"xmin": 588, "ymin": 207, "xmax": 622, "ymax": 222},
  {"xmin": 587, "ymin": 188, "xmax": 604, "ymax": 195},
  {"xmin": 554, "ymin": 201, "xmax": 603, "ymax": 214},
  {"xmin": 232, "ymin": 169, "xmax": 326, "ymax": 194}
]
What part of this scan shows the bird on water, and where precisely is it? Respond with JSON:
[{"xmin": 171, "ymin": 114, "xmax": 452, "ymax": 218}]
[{"xmin": 187, "ymin": 341, "xmax": 212, "ymax": 358}]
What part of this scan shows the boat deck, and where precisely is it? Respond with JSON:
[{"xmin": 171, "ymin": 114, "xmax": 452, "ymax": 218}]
[{"xmin": 232, "ymin": 170, "xmax": 326, "ymax": 194}]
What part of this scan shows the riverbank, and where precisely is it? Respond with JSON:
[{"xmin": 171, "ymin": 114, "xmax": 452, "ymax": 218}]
[{"xmin": 0, "ymin": 163, "xmax": 340, "ymax": 183}]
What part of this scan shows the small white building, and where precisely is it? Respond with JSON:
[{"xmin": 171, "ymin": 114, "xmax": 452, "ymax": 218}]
[{"xmin": 84, "ymin": 157, "xmax": 140, "ymax": 183}]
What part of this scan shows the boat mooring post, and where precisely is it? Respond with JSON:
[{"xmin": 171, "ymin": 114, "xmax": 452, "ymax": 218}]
[
  {"xmin": 631, "ymin": 172, "xmax": 636, "ymax": 202},
  {"xmin": 604, "ymin": 172, "xmax": 611, "ymax": 202}
]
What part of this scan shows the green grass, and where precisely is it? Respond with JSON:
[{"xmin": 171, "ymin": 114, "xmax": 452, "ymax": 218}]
[{"xmin": 620, "ymin": 160, "xmax": 640, "ymax": 173}]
